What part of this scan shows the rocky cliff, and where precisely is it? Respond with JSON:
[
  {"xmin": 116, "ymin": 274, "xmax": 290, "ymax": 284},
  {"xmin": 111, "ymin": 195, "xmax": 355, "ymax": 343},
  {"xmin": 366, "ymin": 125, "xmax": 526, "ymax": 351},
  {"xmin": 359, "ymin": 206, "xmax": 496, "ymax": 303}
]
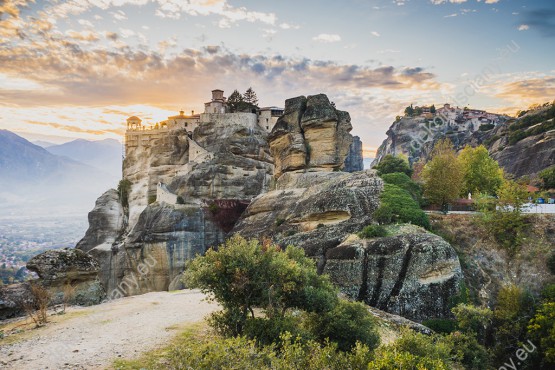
[
  {"xmin": 373, "ymin": 103, "xmax": 555, "ymax": 178},
  {"xmin": 76, "ymin": 114, "xmax": 273, "ymax": 296},
  {"xmin": 233, "ymin": 95, "xmax": 463, "ymax": 321}
]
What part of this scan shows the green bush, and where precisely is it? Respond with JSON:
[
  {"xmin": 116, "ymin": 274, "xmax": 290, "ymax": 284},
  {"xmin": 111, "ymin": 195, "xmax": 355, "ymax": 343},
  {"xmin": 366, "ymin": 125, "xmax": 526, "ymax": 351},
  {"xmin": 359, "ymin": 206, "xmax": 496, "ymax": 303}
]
[
  {"xmin": 547, "ymin": 253, "xmax": 555, "ymax": 275},
  {"xmin": 380, "ymin": 172, "xmax": 423, "ymax": 205},
  {"xmin": 539, "ymin": 166, "xmax": 555, "ymax": 190},
  {"xmin": 373, "ymin": 154, "xmax": 412, "ymax": 177},
  {"xmin": 479, "ymin": 123, "xmax": 495, "ymax": 131},
  {"xmin": 275, "ymin": 218, "xmax": 285, "ymax": 226},
  {"xmin": 304, "ymin": 300, "xmax": 380, "ymax": 351},
  {"xmin": 375, "ymin": 183, "xmax": 430, "ymax": 229},
  {"xmin": 176, "ymin": 195, "xmax": 185, "ymax": 204},
  {"xmin": 147, "ymin": 195, "xmax": 156, "ymax": 204},
  {"xmin": 184, "ymin": 236, "xmax": 338, "ymax": 337},
  {"xmin": 358, "ymin": 224, "xmax": 387, "ymax": 239},
  {"xmin": 117, "ymin": 179, "xmax": 132, "ymax": 208},
  {"xmin": 422, "ymin": 318, "xmax": 457, "ymax": 334}
]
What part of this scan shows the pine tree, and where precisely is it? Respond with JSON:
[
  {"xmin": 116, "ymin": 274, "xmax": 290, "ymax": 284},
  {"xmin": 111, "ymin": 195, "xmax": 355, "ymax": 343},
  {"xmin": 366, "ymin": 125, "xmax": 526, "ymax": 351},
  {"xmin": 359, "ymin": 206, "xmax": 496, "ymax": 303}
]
[
  {"xmin": 226, "ymin": 89, "xmax": 243, "ymax": 112},
  {"xmin": 243, "ymin": 87, "xmax": 258, "ymax": 106}
]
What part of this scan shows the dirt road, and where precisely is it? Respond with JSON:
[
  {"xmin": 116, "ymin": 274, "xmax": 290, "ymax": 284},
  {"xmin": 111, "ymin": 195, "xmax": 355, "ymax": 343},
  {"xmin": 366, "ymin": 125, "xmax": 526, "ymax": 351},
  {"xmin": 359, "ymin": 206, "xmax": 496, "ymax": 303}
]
[{"xmin": 0, "ymin": 290, "xmax": 218, "ymax": 369}]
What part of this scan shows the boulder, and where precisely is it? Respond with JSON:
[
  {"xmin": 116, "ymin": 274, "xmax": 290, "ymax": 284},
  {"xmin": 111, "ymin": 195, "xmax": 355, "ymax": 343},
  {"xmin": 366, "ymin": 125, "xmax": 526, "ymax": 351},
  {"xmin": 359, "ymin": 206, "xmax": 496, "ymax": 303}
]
[
  {"xmin": 324, "ymin": 230, "xmax": 463, "ymax": 322},
  {"xmin": 27, "ymin": 248, "xmax": 105, "ymax": 306}
]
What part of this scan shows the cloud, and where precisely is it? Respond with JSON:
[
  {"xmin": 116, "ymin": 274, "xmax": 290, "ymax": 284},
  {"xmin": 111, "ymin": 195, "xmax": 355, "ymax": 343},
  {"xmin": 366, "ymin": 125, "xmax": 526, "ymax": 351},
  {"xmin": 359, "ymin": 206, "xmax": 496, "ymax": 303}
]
[
  {"xmin": 430, "ymin": 0, "xmax": 468, "ymax": 4},
  {"xmin": 520, "ymin": 9, "xmax": 555, "ymax": 37},
  {"xmin": 66, "ymin": 30, "xmax": 100, "ymax": 42},
  {"xmin": 371, "ymin": 31, "xmax": 380, "ymax": 37},
  {"xmin": 493, "ymin": 76, "xmax": 555, "ymax": 104},
  {"xmin": 444, "ymin": 13, "xmax": 458, "ymax": 18},
  {"xmin": 312, "ymin": 33, "xmax": 341, "ymax": 43},
  {"xmin": 279, "ymin": 23, "xmax": 300, "ymax": 30},
  {"xmin": 485, "ymin": 0, "xmax": 499, "ymax": 3},
  {"xmin": 518, "ymin": 24, "xmax": 529, "ymax": 31}
]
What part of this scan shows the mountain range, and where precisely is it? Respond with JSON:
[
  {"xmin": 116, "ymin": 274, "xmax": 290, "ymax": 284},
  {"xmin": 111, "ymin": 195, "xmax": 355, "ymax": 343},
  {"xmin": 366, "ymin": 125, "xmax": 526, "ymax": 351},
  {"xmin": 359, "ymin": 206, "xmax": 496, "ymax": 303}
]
[{"xmin": 0, "ymin": 130, "xmax": 121, "ymax": 216}]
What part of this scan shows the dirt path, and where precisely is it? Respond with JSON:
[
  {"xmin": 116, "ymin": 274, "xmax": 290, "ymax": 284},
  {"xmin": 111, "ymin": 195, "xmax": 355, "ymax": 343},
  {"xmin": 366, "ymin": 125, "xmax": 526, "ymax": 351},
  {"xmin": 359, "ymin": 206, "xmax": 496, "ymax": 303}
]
[{"xmin": 0, "ymin": 290, "xmax": 218, "ymax": 370}]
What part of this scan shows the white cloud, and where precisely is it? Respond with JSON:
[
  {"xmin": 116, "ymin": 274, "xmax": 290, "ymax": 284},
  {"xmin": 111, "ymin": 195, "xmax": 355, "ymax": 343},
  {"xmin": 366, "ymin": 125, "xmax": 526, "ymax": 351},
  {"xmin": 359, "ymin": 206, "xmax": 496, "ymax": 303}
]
[
  {"xmin": 119, "ymin": 28, "xmax": 135, "ymax": 38},
  {"xmin": 111, "ymin": 10, "xmax": 127, "ymax": 21},
  {"xmin": 485, "ymin": 0, "xmax": 499, "ymax": 4},
  {"xmin": 518, "ymin": 24, "xmax": 529, "ymax": 31},
  {"xmin": 312, "ymin": 33, "xmax": 341, "ymax": 43},
  {"xmin": 78, "ymin": 19, "xmax": 94, "ymax": 28},
  {"xmin": 279, "ymin": 23, "xmax": 300, "ymax": 30},
  {"xmin": 430, "ymin": 0, "xmax": 468, "ymax": 4},
  {"xmin": 444, "ymin": 13, "xmax": 458, "ymax": 18},
  {"xmin": 371, "ymin": 31, "xmax": 380, "ymax": 37}
]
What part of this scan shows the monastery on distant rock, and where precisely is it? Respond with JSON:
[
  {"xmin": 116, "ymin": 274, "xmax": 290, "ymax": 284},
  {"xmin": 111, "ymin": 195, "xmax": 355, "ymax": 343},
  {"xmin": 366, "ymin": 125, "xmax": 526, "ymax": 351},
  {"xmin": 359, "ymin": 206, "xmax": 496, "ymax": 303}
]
[{"xmin": 125, "ymin": 89, "xmax": 283, "ymax": 153}]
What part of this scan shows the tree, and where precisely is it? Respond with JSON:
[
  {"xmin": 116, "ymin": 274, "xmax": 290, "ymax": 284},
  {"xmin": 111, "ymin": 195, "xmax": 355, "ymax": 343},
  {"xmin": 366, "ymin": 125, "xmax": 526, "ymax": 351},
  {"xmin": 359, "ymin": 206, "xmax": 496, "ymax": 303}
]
[
  {"xmin": 430, "ymin": 104, "xmax": 436, "ymax": 114},
  {"xmin": 539, "ymin": 166, "xmax": 555, "ymax": 190},
  {"xmin": 414, "ymin": 106, "xmax": 423, "ymax": 116},
  {"xmin": 421, "ymin": 139, "xmax": 464, "ymax": 212},
  {"xmin": 404, "ymin": 104, "xmax": 414, "ymax": 116},
  {"xmin": 183, "ymin": 236, "xmax": 337, "ymax": 337},
  {"xmin": 492, "ymin": 285, "xmax": 535, "ymax": 363},
  {"xmin": 373, "ymin": 154, "xmax": 412, "ymax": 177},
  {"xmin": 374, "ymin": 183, "xmax": 430, "ymax": 229},
  {"xmin": 117, "ymin": 179, "xmax": 132, "ymax": 208},
  {"xmin": 497, "ymin": 179, "xmax": 529, "ymax": 213},
  {"xmin": 243, "ymin": 87, "xmax": 258, "ymax": 106},
  {"xmin": 528, "ymin": 302, "xmax": 555, "ymax": 367},
  {"xmin": 451, "ymin": 303, "xmax": 493, "ymax": 345},
  {"xmin": 226, "ymin": 89, "xmax": 243, "ymax": 113},
  {"xmin": 458, "ymin": 145, "xmax": 504, "ymax": 196}
]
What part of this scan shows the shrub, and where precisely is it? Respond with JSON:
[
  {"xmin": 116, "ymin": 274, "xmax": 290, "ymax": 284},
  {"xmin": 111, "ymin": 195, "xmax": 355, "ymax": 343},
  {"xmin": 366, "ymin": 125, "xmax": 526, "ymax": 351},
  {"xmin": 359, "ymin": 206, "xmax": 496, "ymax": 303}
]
[
  {"xmin": 22, "ymin": 283, "xmax": 51, "ymax": 327},
  {"xmin": 304, "ymin": 300, "xmax": 380, "ymax": 351},
  {"xmin": 358, "ymin": 224, "xmax": 387, "ymax": 239},
  {"xmin": 183, "ymin": 236, "xmax": 338, "ymax": 337},
  {"xmin": 539, "ymin": 166, "xmax": 555, "ymax": 190},
  {"xmin": 422, "ymin": 318, "xmax": 457, "ymax": 334},
  {"xmin": 316, "ymin": 223, "xmax": 325, "ymax": 229},
  {"xmin": 147, "ymin": 195, "xmax": 156, "ymax": 204},
  {"xmin": 117, "ymin": 179, "xmax": 132, "ymax": 208},
  {"xmin": 373, "ymin": 154, "xmax": 412, "ymax": 177},
  {"xmin": 176, "ymin": 195, "xmax": 185, "ymax": 204},
  {"xmin": 275, "ymin": 218, "xmax": 285, "ymax": 226},
  {"xmin": 380, "ymin": 172, "xmax": 423, "ymax": 205},
  {"xmin": 547, "ymin": 253, "xmax": 555, "ymax": 275},
  {"xmin": 375, "ymin": 183, "xmax": 430, "ymax": 229},
  {"xmin": 479, "ymin": 123, "xmax": 495, "ymax": 131}
]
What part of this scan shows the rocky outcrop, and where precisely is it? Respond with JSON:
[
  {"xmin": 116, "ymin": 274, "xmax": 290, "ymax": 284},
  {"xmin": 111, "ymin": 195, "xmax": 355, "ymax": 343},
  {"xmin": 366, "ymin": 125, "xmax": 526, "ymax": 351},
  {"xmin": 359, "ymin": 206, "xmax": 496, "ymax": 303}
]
[
  {"xmin": 0, "ymin": 249, "xmax": 105, "ymax": 319},
  {"xmin": 234, "ymin": 170, "xmax": 383, "ymax": 270},
  {"xmin": 269, "ymin": 95, "xmax": 353, "ymax": 178},
  {"xmin": 233, "ymin": 97, "xmax": 463, "ymax": 321},
  {"xmin": 76, "ymin": 189, "xmax": 125, "ymax": 253},
  {"xmin": 324, "ymin": 227, "xmax": 462, "ymax": 321},
  {"xmin": 76, "ymin": 113, "xmax": 273, "ymax": 296},
  {"xmin": 27, "ymin": 249, "xmax": 105, "ymax": 306},
  {"xmin": 344, "ymin": 136, "xmax": 364, "ymax": 172},
  {"xmin": 373, "ymin": 106, "xmax": 554, "ymax": 178}
]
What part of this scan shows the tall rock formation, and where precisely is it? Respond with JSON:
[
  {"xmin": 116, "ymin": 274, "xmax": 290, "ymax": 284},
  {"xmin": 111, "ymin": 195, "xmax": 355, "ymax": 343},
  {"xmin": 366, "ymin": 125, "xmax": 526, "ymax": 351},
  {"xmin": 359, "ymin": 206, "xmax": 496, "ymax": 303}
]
[
  {"xmin": 76, "ymin": 113, "xmax": 273, "ymax": 296},
  {"xmin": 233, "ymin": 94, "xmax": 463, "ymax": 321},
  {"xmin": 344, "ymin": 135, "xmax": 364, "ymax": 172}
]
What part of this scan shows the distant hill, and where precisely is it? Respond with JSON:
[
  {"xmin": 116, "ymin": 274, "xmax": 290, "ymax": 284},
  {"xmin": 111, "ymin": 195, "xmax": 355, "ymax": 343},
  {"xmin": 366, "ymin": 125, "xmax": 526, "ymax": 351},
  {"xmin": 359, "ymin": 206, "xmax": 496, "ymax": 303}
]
[
  {"xmin": 0, "ymin": 130, "xmax": 119, "ymax": 216},
  {"xmin": 32, "ymin": 140, "xmax": 56, "ymax": 148},
  {"xmin": 46, "ymin": 138, "xmax": 122, "ymax": 178}
]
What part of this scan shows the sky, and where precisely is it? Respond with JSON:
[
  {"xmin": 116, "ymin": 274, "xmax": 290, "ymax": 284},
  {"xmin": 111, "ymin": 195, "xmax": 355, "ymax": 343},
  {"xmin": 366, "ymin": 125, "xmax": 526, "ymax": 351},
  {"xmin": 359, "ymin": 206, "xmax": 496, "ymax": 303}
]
[{"xmin": 1, "ymin": 0, "xmax": 554, "ymax": 156}]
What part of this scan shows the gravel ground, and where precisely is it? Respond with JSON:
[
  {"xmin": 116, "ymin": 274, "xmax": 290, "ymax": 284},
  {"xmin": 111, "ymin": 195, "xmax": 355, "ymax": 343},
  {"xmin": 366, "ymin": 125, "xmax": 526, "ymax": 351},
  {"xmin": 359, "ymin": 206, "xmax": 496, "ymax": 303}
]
[{"xmin": 0, "ymin": 290, "xmax": 218, "ymax": 370}]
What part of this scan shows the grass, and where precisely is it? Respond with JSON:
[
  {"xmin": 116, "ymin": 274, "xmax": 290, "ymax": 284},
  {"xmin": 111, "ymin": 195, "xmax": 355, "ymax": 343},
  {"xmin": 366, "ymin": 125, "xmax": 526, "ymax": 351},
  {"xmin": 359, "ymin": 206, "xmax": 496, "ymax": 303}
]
[{"xmin": 112, "ymin": 322, "xmax": 210, "ymax": 370}]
